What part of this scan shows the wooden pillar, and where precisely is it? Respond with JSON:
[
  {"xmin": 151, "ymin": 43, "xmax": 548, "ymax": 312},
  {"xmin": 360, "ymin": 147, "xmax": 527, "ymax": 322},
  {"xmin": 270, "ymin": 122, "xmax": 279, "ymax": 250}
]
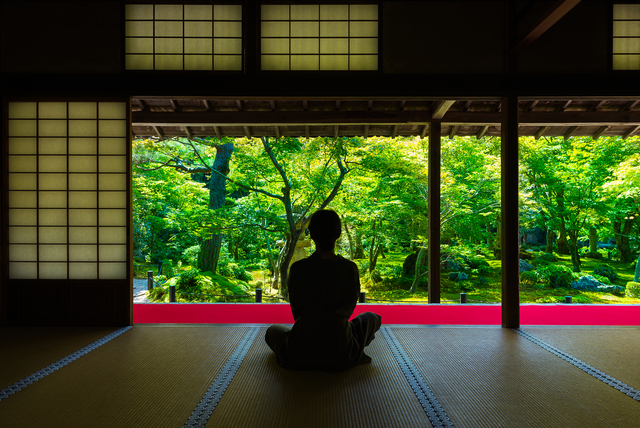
[
  {"xmin": 501, "ymin": 95, "xmax": 520, "ymax": 328},
  {"xmin": 428, "ymin": 121, "xmax": 441, "ymax": 303}
]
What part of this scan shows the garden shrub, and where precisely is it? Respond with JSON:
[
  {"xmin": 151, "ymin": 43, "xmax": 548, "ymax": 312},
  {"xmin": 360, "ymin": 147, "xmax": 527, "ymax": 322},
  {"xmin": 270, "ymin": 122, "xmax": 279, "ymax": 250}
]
[
  {"xmin": 626, "ymin": 282, "xmax": 640, "ymax": 298},
  {"xmin": 537, "ymin": 264, "xmax": 576, "ymax": 289},
  {"xmin": 538, "ymin": 253, "xmax": 557, "ymax": 262},
  {"xmin": 182, "ymin": 245, "xmax": 200, "ymax": 265},
  {"xmin": 591, "ymin": 274, "xmax": 611, "ymax": 285},
  {"xmin": 161, "ymin": 259, "xmax": 175, "ymax": 277},
  {"xmin": 530, "ymin": 258, "xmax": 550, "ymax": 268},
  {"xmin": 593, "ymin": 264, "xmax": 619, "ymax": 282},
  {"xmin": 520, "ymin": 270, "xmax": 539, "ymax": 287}
]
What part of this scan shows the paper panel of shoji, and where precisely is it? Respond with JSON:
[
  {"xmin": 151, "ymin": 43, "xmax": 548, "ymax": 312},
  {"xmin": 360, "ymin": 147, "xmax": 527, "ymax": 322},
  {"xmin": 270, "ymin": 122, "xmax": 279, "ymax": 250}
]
[{"xmin": 7, "ymin": 101, "xmax": 129, "ymax": 280}]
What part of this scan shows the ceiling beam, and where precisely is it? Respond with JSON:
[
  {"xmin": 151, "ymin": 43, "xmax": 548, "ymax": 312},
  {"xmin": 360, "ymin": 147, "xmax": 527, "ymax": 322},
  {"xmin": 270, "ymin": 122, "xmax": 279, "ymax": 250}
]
[
  {"xmin": 364, "ymin": 124, "xmax": 369, "ymax": 138},
  {"xmin": 431, "ymin": 100, "xmax": 455, "ymax": 119},
  {"xmin": 534, "ymin": 126, "xmax": 547, "ymax": 140},
  {"xmin": 244, "ymin": 126, "xmax": 251, "ymax": 138},
  {"xmin": 563, "ymin": 126, "xmax": 578, "ymax": 140},
  {"xmin": 184, "ymin": 126, "xmax": 194, "ymax": 140},
  {"xmin": 510, "ymin": 0, "xmax": 582, "ymax": 54},
  {"xmin": 420, "ymin": 124, "xmax": 429, "ymax": 138},
  {"xmin": 274, "ymin": 125, "xmax": 280, "ymax": 139},
  {"xmin": 623, "ymin": 125, "xmax": 640, "ymax": 140},
  {"xmin": 169, "ymin": 99, "xmax": 180, "ymax": 112},
  {"xmin": 137, "ymin": 99, "xmax": 147, "ymax": 111},
  {"xmin": 334, "ymin": 125, "xmax": 339, "ymax": 138},
  {"xmin": 391, "ymin": 125, "xmax": 398, "ymax": 138},
  {"xmin": 132, "ymin": 110, "xmax": 640, "ymax": 127},
  {"xmin": 593, "ymin": 126, "xmax": 608, "ymax": 140},
  {"xmin": 213, "ymin": 126, "xmax": 222, "ymax": 140},
  {"xmin": 153, "ymin": 126, "xmax": 164, "ymax": 140}
]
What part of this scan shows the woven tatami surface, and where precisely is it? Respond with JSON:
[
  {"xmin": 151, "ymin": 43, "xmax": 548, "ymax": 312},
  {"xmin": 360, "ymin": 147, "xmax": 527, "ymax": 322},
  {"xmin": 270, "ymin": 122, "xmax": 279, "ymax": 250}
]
[
  {"xmin": 0, "ymin": 326, "xmax": 118, "ymax": 389},
  {"xmin": 0, "ymin": 325, "xmax": 247, "ymax": 428},
  {"xmin": 1, "ymin": 325, "xmax": 639, "ymax": 428},
  {"xmin": 525, "ymin": 327, "xmax": 640, "ymax": 388},
  {"xmin": 393, "ymin": 327, "xmax": 640, "ymax": 428},
  {"xmin": 206, "ymin": 327, "xmax": 431, "ymax": 428}
]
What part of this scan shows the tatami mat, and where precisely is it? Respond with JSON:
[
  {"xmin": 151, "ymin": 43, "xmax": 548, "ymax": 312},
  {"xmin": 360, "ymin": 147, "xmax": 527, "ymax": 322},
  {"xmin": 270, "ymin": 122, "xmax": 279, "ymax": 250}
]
[
  {"xmin": 206, "ymin": 328, "xmax": 432, "ymax": 428},
  {"xmin": 0, "ymin": 326, "xmax": 118, "ymax": 389},
  {"xmin": 524, "ymin": 327, "xmax": 640, "ymax": 390},
  {"xmin": 2, "ymin": 325, "xmax": 639, "ymax": 428},
  {"xmin": 0, "ymin": 325, "xmax": 248, "ymax": 428},
  {"xmin": 393, "ymin": 327, "xmax": 640, "ymax": 428}
]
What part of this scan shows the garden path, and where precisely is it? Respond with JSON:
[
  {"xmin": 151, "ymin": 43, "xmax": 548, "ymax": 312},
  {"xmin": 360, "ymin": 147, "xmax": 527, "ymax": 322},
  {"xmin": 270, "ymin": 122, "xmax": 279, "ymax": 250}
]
[{"xmin": 133, "ymin": 279, "xmax": 150, "ymax": 303}]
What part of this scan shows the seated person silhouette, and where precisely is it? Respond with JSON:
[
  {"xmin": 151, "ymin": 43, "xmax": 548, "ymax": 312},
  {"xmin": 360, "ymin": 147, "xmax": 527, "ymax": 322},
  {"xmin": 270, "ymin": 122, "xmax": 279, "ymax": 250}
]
[{"xmin": 266, "ymin": 209, "xmax": 382, "ymax": 372}]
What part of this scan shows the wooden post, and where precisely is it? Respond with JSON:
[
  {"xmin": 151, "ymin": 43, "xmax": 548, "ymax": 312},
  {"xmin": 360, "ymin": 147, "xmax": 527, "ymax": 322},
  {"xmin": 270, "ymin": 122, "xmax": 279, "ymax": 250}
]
[
  {"xmin": 147, "ymin": 271, "xmax": 153, "ymax": 291},
  {"xmin": 501, "ymin": 95, "xmax": 520, "ymax": 328},
  {"xmin": 428, "ymin": 121, "xmax": 441, "ymax": 303}
]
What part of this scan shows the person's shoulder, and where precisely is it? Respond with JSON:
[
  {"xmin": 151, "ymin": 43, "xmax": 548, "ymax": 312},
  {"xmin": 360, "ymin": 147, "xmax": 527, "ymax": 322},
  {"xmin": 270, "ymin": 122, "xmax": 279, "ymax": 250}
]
[{"xmin": 336, "ymin": 255, "xmax": 358, "ymax": 270}]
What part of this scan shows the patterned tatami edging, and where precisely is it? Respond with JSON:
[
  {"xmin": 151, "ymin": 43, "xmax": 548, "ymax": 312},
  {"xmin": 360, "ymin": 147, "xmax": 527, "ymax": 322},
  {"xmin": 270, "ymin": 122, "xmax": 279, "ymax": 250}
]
[
  {"xmin": 514, "ymin": 329, "xmax": 640, "ymax": 403},
  {"xmin": 183, "ymin": 326, "xmax": 261, "ymax": 428},
  {"xmin": 0, "ymin": 326, "xmax": 132, "ymax": 402},
  {"xmin": 381, "ymin": 327, "xmax": 455, "ymax": 428}
]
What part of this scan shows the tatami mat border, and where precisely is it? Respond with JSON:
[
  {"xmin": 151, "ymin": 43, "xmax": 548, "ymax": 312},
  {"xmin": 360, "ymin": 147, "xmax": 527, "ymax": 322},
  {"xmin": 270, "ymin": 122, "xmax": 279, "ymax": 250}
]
[
  {"xmin": 0, "ymin": 326, "xmax": 132, "ymax": 402},
  {"xmin": 382, "ymin": 327, "xmax": 455, "ymax": 427},
  {"xmin": 515, "ymin": 329, "xmax": 640, "ymax": 402},
  {"xmin": 183, "ymin": 326, "xmax": 261, "ymax": 428}
]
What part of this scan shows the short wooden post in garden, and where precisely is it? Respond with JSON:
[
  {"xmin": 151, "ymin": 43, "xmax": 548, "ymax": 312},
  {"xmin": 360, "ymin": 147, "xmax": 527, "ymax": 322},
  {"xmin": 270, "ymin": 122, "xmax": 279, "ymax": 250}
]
[
  {"xmin": 255, "ymin": 288, "xmax": 262, "ymax": 303},
  {"xmin": 147, "ymin": 271, "xmax": 153, "ymax": 291}
]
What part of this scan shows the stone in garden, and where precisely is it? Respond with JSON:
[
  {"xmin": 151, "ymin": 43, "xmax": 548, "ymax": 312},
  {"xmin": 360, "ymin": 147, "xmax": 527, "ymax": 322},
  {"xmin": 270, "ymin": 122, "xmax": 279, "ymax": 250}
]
[
  {"xmin": 519, "ymin": 259, "xmax": 534, "ymax": 272},
  {"xmin": 570, "ymin": 275, "xmax": 603, "ymax": 291},
  {"xmin": 448, "ymin": 272, "xmax": 468, "ymax": 282}
]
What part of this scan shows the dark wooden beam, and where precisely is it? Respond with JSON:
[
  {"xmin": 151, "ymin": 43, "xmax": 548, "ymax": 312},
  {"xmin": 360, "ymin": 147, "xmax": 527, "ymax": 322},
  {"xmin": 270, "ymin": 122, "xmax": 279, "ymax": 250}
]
[
  {"xmin": 431, "ymin": 100, "xmax": 455, "ymax": 119},
  {"xmin": 364, "ymin": 124, "xmax": 369, "ymax": 138},
  {"xmin": 236, "ymin": 100, "xmax": 243, "ymax": 111},
  {"xmin": 477, "ymin": 126, "xmax": 489, "ymax": 139},
  {"xmin": 169, "ymin": 99, "xmax": 179, "ymax": 112},
  {"xmin": 534, "ymin": 126, "xmax": 547, "ymax": 140},
  {"xmin": 563, "ymin": 126, "xmax": 578, "ymax": 140},
  {"xmin": 593, "ymin": 126, "xmax": 608, "ymax": 140},
  {"xmin": 153, "ymin": 126, "xmax": 164, "ymax": 140},
  {"xmin": 184, "ymin": 126, "xmax": 194, "ymax": 140},
  {"xmin": 448, "ymin": 125, "xmax": 459, "ymax": 139},
  {"xmin": 623, "ymin": 125, "xmax": 640, "ymax": 140},
  {"xmin": 391, "ymin": 125, "xmax": 398, "ymax": 138},
  {"xmin": 132, "ymin": 110, "xmax": 640, "ymax": 127},
  {"xmin": 334, "ymin": 125, "xmax": 339, "ymax": 138},
  {"xmin": 335, "ymin": 100, "xmax": 341, "ymax": 110},
  {"xmin": 137, "ymin": 99, "xmax": 147, "ymax": 111},
  {"xmin": 305, "ymin": 126, "xmax": 310, "ymax": 138},
  {"xmin": 528, "ymin": 100, "xmax": 539, "ymax": 111},
  {"xmin": 274, "ymin": 125, "xmax": 280, "ymax": 139},
  {"xmin": 303, "ymin": 100, "xmax": 308, "ymax": 110},
  {"xmin": 270, "ymin": 100, "xmax": 276, "ymax": 111},
  {"xmin": 213, "ymin": 126, "xmax": 222, "ymax": 139},
  {"xmin": 244, "ymin": 126, "xmax": 251, "ymax": 138},
  {"xmin": 203, "ymin": 100, "xmax": 211, "ymax": 111},
  {"xmin": 510, "ymin": 0, "xmax": 582, "ymax": 54},
  {"xmin": 428, "ymin": 121, "xmax": 441, "ymax": 304},
  {"xmin": 420, "ymin": 124, "xmax": 429, "ymax": 138},
  {"xmin": 501, "ymin": 94, "xmax": 520, "ymax": 328}
]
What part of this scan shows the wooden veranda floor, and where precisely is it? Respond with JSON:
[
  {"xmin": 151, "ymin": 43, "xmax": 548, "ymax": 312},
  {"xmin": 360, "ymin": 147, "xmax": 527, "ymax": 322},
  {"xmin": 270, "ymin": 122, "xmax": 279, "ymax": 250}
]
[{"xmin": 1, "ymin": 325, "xmax": 639, "ymax": 427}]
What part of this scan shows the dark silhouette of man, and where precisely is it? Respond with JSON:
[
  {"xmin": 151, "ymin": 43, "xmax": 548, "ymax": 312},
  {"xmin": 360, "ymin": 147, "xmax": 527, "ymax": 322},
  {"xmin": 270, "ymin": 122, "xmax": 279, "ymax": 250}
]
[{"xmin": 266, "ymin": 209, "xmax": 382, "ymax": 372}]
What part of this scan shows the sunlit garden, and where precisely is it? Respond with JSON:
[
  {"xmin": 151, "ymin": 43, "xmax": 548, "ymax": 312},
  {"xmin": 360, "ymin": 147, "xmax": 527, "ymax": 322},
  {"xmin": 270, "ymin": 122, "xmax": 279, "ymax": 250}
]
[{"xmin": 132, "ymin": 135, "xmax": 640, "ymax": 304}]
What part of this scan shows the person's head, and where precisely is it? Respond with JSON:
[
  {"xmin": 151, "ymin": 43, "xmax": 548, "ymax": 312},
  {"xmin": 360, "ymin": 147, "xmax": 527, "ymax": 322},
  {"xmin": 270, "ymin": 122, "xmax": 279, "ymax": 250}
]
[{"xmin": 308, "ymin": 210, "xmax": 342, "ymax": 251}]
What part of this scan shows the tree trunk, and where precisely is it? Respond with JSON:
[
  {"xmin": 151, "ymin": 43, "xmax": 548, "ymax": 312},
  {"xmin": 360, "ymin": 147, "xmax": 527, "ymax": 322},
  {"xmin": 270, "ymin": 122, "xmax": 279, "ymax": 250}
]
[
  {"xmin": 486, "ymin": 221, "xmax": 494, "ymax": 252},
  {"xmin": 614, "ymin": 218, "xmax": 634, "ymax": 262},
  {"xmin": 354, "ymin": 229, "xmax": 365, "ymax": 259},
  {"xmin": 545, "ymin": 228, "xmax": 554, "ymax": 254},
  {"xmin": 342, "ymin": 215, "xmax": 355, "ymax": 259},
  {"xmin": 567, "ymin": 230, "xmax": 581, "ymax": 272},
  {"xmin": 588, "ymin": 227, "xmax": 598, "ymax": 254},
  {"xmin": 557, "ymin": 222, "xmax": 570, "ymax": 255},
  {"xmin": 409, "ymin": 246, "xmax": 427, "ymax": 293},
  {"xmin": 198, "ymin": 142, "xmax": 233, "ymax": 273},
  {"xmin": 634, "ymin": 253, "xmax": 640, "ymax": 283},
  {"xmin": 276, "ymin": 231, "xmax": 302, "ymax": 296}
]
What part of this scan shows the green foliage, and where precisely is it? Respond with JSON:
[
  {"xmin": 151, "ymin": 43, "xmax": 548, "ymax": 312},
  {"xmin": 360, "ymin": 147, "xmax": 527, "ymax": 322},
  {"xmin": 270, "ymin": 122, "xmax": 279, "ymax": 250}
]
[
  {"xmin": 538, "ymin": 253, "xmax": 558, "ymax": 262},
  {"xmin": 520, "ymin": 270, "xmax": 539, "ymax": 287},
  {"xmin": 593, "ymin": 264, "xmax": 619, "ymax": 282},
  {"xmin": 183, "ymin": 245, "xmax": 200, "ymax": 265},
  {"xmin": 537, "ymin": 264, "xmax": 576, "ymax": 289},
  {"xmin": 591, "ymin": 274, "xmax": 612, "ymax": 285},
  {"xmin": 161, "ymin": 259, "xmax": 175, "ymax": 277},
  {"xmin": 626, "ymin": 282, "xmax": 640, "ymax": 298}
]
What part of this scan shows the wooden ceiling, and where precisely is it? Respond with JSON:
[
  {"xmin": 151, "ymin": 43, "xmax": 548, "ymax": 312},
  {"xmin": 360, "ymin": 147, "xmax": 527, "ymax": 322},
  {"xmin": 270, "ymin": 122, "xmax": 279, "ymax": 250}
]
[{"xmin": 131, "ymin": 97, "xmax": 640, "ymax": 140}]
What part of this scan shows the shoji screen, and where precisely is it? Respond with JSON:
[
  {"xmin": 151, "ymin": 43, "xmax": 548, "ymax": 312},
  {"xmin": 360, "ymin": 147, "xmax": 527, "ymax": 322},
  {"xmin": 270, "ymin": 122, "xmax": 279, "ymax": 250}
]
[
  {"xmin": 613, "ymin": 4, "xmax": 640, "ymax": 70},
  {"xmin": 261, "ymin": 4, "xmax": 378, "ymax": 71},
  {"xmin": 7, "ymin": 101, "xmax": 129, "ymax": 281},
  {"xmin": 125, "ymin": 4, "xmax": 243, "ymax": 71}
]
